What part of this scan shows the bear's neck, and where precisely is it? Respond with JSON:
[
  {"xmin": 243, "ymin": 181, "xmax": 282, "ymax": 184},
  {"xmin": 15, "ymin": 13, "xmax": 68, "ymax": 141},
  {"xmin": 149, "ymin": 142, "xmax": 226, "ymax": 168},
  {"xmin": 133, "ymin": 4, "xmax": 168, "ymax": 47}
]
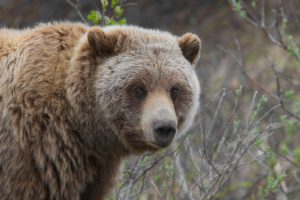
[
  {"xmin": 65, "ymin": 34, "xmax": 131, "ymax": 199},
  {"xmin": 78, "ymin": 116, "xmax": 130, "ymax": 199},
  {"xmin": 84, "ymin": 116, "xmax": 130, "ymax": 157},
  {"xmin": 66, "ymin": 33, "xmax": 130, "ymax": 157}
]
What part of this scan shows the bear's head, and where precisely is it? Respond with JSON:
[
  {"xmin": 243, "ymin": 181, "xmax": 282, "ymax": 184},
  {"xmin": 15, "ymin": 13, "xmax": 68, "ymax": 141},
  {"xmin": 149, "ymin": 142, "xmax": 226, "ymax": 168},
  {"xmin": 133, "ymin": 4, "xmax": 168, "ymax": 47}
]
[{"xmin": 70, "ymin": 26, "xmax": 201, "ymax": 154}]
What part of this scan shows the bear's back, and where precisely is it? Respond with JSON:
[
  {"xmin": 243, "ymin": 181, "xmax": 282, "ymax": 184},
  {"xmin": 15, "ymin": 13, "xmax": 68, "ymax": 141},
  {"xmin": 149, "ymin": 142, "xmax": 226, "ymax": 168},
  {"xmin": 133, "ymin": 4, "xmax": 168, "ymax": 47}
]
[
  {"xmin": 0, "ymin": 28, "xmax": 23, "ymax": 50},
  {"xmin": 0, "ymin": 23, "xmax": 88, "ymax": 112}
]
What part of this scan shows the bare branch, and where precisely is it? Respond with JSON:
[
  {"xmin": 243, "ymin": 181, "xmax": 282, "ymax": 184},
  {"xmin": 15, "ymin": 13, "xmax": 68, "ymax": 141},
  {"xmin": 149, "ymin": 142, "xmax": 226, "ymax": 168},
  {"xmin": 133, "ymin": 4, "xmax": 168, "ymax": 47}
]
[
  {"xmin": 270, "ymin": 64, "xmax": 300, "ymax": 121},
  {"xmin": 65, "ymin": 0, "xmax": 88, "ymax": 23}
]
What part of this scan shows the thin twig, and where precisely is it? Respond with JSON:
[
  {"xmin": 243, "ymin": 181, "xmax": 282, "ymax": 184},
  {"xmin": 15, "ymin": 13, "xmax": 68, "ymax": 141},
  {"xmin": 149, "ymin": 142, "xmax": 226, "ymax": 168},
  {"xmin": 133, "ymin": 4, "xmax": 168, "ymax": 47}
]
[
  {"xmin": 270, "ymin": 64, "xmax": 300, "ymax": 121},
  {"xmin": 65, "ymin": 0, "xmax": 88, "ymax": 23}
]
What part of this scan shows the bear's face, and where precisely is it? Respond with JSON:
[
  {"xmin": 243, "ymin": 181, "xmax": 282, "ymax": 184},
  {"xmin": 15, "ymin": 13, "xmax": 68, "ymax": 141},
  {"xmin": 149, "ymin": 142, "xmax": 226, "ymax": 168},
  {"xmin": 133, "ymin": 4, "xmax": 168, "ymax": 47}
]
[{"xmin": 89, "ymin": 26, "xmax": 201, "ymax": 154}]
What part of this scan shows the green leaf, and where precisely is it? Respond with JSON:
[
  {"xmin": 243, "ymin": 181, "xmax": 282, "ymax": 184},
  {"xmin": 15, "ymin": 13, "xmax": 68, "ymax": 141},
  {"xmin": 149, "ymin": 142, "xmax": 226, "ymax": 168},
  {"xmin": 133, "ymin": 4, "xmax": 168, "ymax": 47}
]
[
  {"xmin": 279, "ymin": 144, "xmax": 289, "ymax": 156},
  {"xmin": 111, "ymin": 0, "xmax": 119, "ymax": 9},
  {"xmin": 284, "ymin": 90, "xmax": 295, "ymax": 100},
  {"xmin": 233, "ymin": 119, "xmax": 240, "ymax": 129},
  {"xmin": 286, "ymin": 119, "xmax": 298, "ymax": 135},
  {"xmin": 118, "ymin": 18, "xmax": 127, "ymax": 25},
  {"xmin": 281, "ymin": 17, "xmax": 288, "ymax": 34},
  {"xmin": 114, "ymin": 6, "xmax": 124, "ymax": 18},
  {"xmin": 259, "ymin": 174, "xmax": 286, "ymax": 200},
  {"xmin": 235, "ymin": 85, "xmax": 243, "ymax": 97},
  {"xmin": 230, "ymin": 0, "xmax": 246, "ymax": 18},
  {"xmin": 295, "ymin": 98, "xmax": 300, "ymax": 114},
  {"xmin": 154, "ymin": 175, "xmax": 161, "ymax": 184},
  {"xmin": 254, "ymin": 138, "xmax": 262, "ymax": 147},
  {"xmin": 87, "ymin": 10, "xmax": 102, "ymax": 25},
  {"xmin": 287, "ymin": 35, "xmax": 300, "ymax": 65},
  {"xmin": 251, "ymin": 0, "xmax": 256, "ymax": 8},
  {"xmin": 101, "ymin": 0, "xmax": 109, "ymax": 9},
  {"xmin": 293, "ymin": 147, "xmax": 300, "ymax": 164},
  {"xmin": 267, "ymin": 150, "xmax": 277, "ymax": 167},
  {"xmin": 105, "ymin": 18, "xmax": 117, "ymax": 26}
]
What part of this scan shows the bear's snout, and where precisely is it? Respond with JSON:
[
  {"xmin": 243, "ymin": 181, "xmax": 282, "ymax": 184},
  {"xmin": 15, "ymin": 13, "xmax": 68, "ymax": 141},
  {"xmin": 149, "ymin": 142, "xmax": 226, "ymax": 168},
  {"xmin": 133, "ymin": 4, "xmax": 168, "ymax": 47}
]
[
  {"xmin": 153, "ymin": 119, "xmax": 176, "ymax": 147},
  {"xmin": 141, "ymin": 91, "xmax": 178, "ymax": 148}
]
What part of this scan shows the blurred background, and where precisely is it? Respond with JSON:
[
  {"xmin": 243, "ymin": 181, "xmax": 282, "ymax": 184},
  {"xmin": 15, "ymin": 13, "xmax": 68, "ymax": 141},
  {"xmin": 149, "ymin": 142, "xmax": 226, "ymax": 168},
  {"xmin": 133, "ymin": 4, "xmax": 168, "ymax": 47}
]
[{"xmin": 1, "ymin": 0, "xmax": 300, "ymax": 199}]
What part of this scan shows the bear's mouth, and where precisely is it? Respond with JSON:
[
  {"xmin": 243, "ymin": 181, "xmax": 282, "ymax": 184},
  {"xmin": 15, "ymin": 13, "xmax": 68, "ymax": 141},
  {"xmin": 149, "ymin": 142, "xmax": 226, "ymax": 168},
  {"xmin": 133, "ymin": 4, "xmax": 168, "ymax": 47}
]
[
  {"xmin": 122, "ymin": 129, "xmax": 164, "ymax": 154},
  {"xmin": 148, "ymin": 141, "xmax": 164, "ymax": 150}
]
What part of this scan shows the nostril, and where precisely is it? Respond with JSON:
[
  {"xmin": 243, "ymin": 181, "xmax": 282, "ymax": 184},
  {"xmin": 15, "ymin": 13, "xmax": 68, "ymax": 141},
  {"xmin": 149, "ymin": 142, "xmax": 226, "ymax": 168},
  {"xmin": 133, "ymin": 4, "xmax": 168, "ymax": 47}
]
[
  {"xmin": 156, "ymin": 126, "xmax": 176, "ymax": 137},
  {"xmin": 153, "ymin": 121, "xmax": 176, "ymax": 139}
]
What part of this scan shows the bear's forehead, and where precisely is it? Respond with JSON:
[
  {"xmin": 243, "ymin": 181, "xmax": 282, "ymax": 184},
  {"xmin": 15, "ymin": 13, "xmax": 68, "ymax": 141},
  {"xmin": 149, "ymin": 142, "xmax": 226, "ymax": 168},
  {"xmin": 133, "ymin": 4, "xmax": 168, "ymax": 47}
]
[
  {"xmin": 116, "ymin": 47, "xmax": 188, "ymax": 72},
  {"xmin": 101, "ymin": 25, "xmax": 194, "ymax": 85},
  {"xmin": 103, "ymin": 25, "xmax": 180, "ymax": 49},
  {"xmin": 113, "ymin": 47, "xmax": 191, "ymax": 79},
  {"xmin": 109, "ymin": 53, "xmax": 192, "ymax": 88}
]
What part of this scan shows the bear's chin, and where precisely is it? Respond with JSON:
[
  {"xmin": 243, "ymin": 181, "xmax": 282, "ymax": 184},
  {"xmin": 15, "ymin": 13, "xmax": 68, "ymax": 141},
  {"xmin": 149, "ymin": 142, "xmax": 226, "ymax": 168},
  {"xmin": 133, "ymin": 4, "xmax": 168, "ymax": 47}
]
[
  {"xmin": 128, "ymin": 141, "xmax": 162, "ymax": 155},
  {"xmin": 122, "ymin": 130, "xmax": 164, "ymax": 155}
]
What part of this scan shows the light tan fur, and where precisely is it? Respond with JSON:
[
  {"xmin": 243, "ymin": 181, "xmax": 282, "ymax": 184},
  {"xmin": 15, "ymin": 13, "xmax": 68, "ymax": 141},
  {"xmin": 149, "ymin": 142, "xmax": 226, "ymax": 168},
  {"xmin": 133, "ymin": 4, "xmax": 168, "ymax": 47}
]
[{"xmin": 141, "ymin": 90, "xmax": 177, "ymax": 141}]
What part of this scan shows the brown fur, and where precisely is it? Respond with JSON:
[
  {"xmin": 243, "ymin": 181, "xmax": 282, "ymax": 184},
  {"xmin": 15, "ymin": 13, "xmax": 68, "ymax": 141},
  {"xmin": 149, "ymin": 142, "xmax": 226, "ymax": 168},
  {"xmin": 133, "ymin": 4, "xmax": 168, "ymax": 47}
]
[{"xmin": 0, "ymin": 22, "xmax": 201, "ymax": 199}]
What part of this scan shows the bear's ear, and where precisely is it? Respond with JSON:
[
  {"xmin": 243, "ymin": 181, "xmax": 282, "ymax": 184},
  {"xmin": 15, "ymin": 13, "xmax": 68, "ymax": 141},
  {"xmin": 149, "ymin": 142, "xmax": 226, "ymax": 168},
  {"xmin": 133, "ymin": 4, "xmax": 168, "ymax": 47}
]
[
  {"xmin": 178, "ymin": 33, "xmax": 201, "ymax": 65},
  {"xmin": 87, "ymin": 27, "xmax": 125, "ymax": 55}
]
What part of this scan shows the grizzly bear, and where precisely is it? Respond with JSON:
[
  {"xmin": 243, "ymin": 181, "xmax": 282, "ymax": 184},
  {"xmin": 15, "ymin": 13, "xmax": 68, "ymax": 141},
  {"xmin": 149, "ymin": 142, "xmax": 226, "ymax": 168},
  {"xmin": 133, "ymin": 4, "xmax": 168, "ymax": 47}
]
[{"xmin": 0, "ymin": 22, "xmax": 201, "ymax": 199}]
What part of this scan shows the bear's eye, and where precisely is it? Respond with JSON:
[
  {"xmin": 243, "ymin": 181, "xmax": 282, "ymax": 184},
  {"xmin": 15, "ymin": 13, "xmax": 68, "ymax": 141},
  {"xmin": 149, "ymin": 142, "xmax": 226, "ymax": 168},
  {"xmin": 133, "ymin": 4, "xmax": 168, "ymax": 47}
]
[
  {"xmin": 134, "ymin": 86, "xmax": 147, "ymax": 100},
  {"xmin": 170, "ymin": 86, "xmax": 180, "ymax": 101}
]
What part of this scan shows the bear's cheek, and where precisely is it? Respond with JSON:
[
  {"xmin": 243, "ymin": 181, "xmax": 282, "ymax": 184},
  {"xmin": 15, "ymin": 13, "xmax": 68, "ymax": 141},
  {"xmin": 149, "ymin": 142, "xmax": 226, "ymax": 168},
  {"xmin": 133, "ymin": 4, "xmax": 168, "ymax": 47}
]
[
  {"xmin": 173, "ymin": 91, "xmax": 193, "ymax": 131},
  {"xmin": 115, "ymin": 106, "xmax": 158, "ymax": 154}
]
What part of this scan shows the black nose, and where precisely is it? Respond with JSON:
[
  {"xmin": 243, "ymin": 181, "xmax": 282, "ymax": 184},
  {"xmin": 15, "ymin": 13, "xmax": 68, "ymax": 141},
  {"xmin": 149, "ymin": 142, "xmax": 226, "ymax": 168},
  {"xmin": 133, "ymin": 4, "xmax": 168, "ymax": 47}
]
[{"xmin": 153, "ymin": 120, "xmax": 176, "ymax": 147}]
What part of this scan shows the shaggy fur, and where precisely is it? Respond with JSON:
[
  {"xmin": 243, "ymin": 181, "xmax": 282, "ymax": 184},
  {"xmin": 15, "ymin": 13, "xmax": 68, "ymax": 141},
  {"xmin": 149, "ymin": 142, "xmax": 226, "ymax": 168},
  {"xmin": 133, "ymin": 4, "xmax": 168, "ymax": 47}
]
[{"xmin": 0, "ymin": 22, "xmax": 201, "ymax": 200}]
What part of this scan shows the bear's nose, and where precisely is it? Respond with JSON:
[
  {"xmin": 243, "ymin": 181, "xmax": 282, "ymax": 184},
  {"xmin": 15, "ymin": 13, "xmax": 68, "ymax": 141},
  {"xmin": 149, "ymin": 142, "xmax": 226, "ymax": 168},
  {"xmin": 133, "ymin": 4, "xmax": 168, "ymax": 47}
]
[{"xmin": 153, "ymin": 120, "xmax": 176, "ymax": 147}]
